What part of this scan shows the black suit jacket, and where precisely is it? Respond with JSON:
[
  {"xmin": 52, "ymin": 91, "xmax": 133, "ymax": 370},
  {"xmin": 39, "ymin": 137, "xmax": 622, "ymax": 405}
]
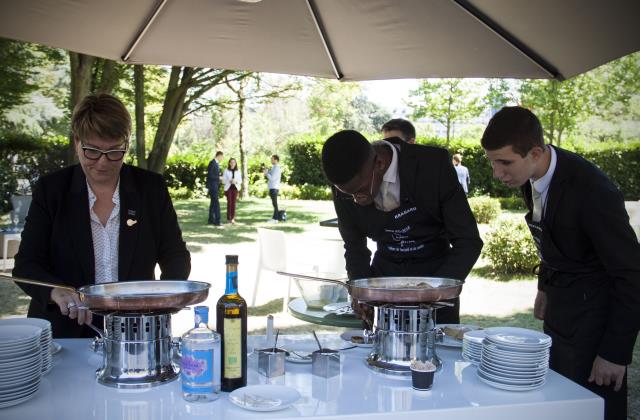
[
  {"xmin": 13, "ymin": 164, "xmax": 191, "ymax": 338},
  {"xmin": 206, "ymin": 159, "xmax": 220, "ymax": 191},
  {"xmin": 334, "ymin": 139, "xmax": 482, "ymax": 281},
  {"xmin": 522, "ymin": 146, "xmax": 640, "ymax": 364}
]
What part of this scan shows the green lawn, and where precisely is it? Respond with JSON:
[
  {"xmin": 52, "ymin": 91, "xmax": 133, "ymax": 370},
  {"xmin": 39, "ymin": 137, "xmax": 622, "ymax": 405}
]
[{"xmin": 173, "ymin": 197, "xmax": 334, "ymax": 252}]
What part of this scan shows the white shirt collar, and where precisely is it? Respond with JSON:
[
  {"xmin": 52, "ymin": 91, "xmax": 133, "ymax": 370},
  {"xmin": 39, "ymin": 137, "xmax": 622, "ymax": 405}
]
[
  {"xmin": 531, "ymin": 145, "xmax": 557, "ymax": 194},
  {"xmin": 372, "ymin": 140, "xmax": 400, "ymax": 211}
]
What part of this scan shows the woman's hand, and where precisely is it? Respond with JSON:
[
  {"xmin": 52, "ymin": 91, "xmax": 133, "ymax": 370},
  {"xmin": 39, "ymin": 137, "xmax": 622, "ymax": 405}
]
[{"xmin": 51, "ymin": 288, "xmax": 93, "ymax": 326}]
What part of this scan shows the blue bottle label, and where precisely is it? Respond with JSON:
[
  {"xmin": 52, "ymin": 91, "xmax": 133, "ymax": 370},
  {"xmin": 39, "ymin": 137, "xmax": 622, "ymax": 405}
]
[{"xmin": 181, "ymin": 348, "xmax": 218, "ymax": 394}]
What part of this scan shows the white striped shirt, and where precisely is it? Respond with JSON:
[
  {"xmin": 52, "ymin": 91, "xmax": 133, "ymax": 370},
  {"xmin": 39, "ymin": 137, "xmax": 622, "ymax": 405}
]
[{"xmin": 87, "ymin": 181, "xmax": 120, "ymax": 284}]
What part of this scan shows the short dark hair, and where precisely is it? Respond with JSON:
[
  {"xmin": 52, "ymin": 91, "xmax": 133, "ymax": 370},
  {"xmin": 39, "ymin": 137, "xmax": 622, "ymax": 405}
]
[
  {"xmin": 215, "ymin": 151, "xmax": 223, "ymax": 157},
  {"xmin": 71, "ymin": 93, "xmax": 131, "ymax": 144},
  {"xmin": 481, "ymin": 106, "xmax": 544, "ymax": 157},
  {"xmin": 322, "ymin": 130, "xmax": 372, "ymax": 185},
  {"xmin": 271, "ymin": 154, "xmax": 280, "ymax": 162},
  {"xmin": 381, "ymin": 118, "xmax": 416, "ymax": 141}
]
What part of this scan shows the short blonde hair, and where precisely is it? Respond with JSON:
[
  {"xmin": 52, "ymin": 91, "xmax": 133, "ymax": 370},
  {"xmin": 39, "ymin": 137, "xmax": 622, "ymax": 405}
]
[
  {"xmin": 452, "ymin": 153, "xmax": 462, "ymax": 163},
  {"xmin": 71, "ymin": 94, "xmax": 131, "ymax": 144}
]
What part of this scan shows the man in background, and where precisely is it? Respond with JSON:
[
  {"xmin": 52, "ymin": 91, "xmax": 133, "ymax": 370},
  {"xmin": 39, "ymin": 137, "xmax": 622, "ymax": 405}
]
[
  {"xmin": 382, "ymin": 118, "xmax": 416, "ymax": 144},
  {"xmin": 452, "ymin": 153, "xmax": 470, "ymax": 195},
  {"xmin": 264, "ymin": 154, "xmax": 282, "ymax": 223},
  {"xmin": 206, "ymin": 151, "xmax": 223, "ymax": 226}
]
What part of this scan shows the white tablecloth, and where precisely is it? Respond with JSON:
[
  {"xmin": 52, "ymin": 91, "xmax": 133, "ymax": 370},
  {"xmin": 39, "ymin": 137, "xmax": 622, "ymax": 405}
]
[{"xmin": 1, "ymin": 335, "xmax": 603, "ymax": 420}]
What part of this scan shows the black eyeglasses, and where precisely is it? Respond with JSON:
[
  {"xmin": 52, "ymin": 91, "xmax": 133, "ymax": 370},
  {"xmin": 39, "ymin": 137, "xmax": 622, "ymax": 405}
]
[{"xmin": 81, "ymin": 144, "xmax": 127, "ymax": 161}]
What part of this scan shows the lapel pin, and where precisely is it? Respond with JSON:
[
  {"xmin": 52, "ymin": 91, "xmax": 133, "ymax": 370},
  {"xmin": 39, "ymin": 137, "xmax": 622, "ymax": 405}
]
[{"xmin": 126, "ymin": 219, "xmax": 137, "ymax": 227}]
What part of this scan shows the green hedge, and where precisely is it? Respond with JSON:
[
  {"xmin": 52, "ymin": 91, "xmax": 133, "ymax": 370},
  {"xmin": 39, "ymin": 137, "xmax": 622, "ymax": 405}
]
[
  {"xmin": 286, "ymin": 134, "xmax": 327, "ymax": 186},
  {"xmin": 0, "ymin": 132, "xmax": 67, "ymax": 212}
]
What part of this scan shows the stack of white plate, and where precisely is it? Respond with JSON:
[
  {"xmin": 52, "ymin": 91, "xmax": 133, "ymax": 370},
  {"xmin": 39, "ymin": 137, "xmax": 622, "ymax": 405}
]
[
  {"xmin": 477, "ymin": 327, "xmax": 551, "ymax": 392},
  {"xmin": 0, "ymin": 325, "xmax": 43, "ymax": 408},
  {"xmin": 462, "ymin": 329, "xmax": 486, "ymax": 365},
  {"xmin": 0, "ymin": 318, "xmax": 53, "ymax": 374}
]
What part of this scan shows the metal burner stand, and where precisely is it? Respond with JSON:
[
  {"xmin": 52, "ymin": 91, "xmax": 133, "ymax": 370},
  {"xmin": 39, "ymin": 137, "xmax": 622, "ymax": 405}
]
[
  {"xmin": 92, "ymin": 312, "xmax": 179, "ymax": 389},
  {"xmin": 365, "ymin": 303, "xmax": 445, "ymax": 377}
]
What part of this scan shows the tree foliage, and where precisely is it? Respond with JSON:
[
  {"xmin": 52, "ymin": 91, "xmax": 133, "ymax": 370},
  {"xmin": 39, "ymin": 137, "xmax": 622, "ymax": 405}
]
[
  {"xmin": 409, "ymin": 79, "xmax": 483, "ymax": 145},
  {"xmin": 307, "ymin": 80, "xmax": 390, "ymax": 136}
]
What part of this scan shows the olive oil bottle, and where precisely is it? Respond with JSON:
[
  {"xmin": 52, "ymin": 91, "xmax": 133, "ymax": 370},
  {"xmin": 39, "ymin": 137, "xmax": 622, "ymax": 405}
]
[{"xmin": 216, "ymin": 255, "xmax": 247, "ymax": 392}]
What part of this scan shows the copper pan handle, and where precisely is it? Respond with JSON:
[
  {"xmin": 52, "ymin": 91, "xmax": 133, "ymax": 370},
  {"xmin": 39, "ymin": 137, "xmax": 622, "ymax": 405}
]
[
  {"xmin": 276, "ymin": 271, "xmax": 348, "ymax": 288},
  {"xmin": 0, "ymin": 274, "xmax": 78, "ymax": 294}
]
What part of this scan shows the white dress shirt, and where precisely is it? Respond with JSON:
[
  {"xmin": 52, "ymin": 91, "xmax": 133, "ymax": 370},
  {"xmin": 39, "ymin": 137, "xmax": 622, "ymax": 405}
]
[
  {"xmin": 87, "ymin": 181, "xmax": 120, "ymax": 284},
  {"xmin": 530, "ymin": 145, "xmax": 557, "ymax": 220},
  {"xmin": 372, "ymin": 140, "xmax": 401, "ymax": 212}
]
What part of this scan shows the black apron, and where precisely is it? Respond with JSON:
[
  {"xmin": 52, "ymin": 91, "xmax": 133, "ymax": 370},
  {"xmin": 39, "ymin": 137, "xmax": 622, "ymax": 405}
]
[
  {"xmin": 369, "ymin": 198, "xmax": 460, "ymax": 324},
  {"xmin": 526, "ymin": 208, "xmax": 626, "ymax": 420}
]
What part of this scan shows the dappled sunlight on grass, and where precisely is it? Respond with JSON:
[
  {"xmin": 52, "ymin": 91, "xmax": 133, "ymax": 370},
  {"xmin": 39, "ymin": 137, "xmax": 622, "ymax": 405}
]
[
  {"xmin": 0, "ymin": 281, "xmax": 31, "ymax": 316},
  {"xmin": 174, "ymin": 198, "xmax": 327, "ymax": 249}
]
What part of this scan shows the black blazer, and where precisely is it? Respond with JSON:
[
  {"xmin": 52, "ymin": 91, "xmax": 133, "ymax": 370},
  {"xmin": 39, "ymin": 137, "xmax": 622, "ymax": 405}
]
[
  {"xmin": 522, "ymin": 146, "xmax": 640, "ymax": 365},
  {"xmin": 333, "ymin": 138, "xmax": 482, "ymax": 281},
  {"xmin": 13, "ymin": 164, "xmax": 191, "ymax": 338}
]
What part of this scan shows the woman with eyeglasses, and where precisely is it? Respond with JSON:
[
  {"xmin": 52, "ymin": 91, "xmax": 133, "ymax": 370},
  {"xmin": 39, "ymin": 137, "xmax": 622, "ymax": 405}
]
[{"xmin": 13, "ymin": 93, "xmax": 191, "ymax": 338}]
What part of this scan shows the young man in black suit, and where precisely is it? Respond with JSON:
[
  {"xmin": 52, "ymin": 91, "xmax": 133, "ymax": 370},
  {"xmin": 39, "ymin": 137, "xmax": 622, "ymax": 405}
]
[
  {"xmin": 321, "ymin": 130, "xmax": 482, "ymax": 324},
  {"xmin": 482, "ymin": 106, "xmax": 640, "ymax": 420},
  {"xmin": 13, "ymin": 94, "xmax": 191, "ymax": 338}
]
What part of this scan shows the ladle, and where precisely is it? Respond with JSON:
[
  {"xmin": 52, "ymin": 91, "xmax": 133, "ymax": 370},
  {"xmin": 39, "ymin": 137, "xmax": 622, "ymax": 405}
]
[{"xmin": 312, "ymin": 330, "xmax": 323, "ymax": 351}]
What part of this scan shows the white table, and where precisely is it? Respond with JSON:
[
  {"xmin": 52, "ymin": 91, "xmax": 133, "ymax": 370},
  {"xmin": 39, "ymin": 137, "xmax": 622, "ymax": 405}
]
[{"xmin": 2, "ymin": 335, "xmax": 603, "ymax": 420}]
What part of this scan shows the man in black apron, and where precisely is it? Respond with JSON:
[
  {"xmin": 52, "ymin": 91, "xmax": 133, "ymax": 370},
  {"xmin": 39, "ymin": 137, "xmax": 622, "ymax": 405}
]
[
  {"xmin": 482, "ymin": 106, "xmax": 640, "ymax": 420},
  {"xmin": 321, "ymin": 130, "xmax": 483, "ymax": 324}
]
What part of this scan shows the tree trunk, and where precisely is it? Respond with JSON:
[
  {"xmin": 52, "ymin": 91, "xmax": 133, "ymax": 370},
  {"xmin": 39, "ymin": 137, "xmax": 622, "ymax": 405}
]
[
  {"xmin": 147, "ymin": 67, "xmax": 191, "ymax": 173},
  {"xmin": 238, "ymin": 95, "xmax": 249, "ymax": 199},
  {"xmin": 134, "ymin": 65, "xmax": 147, "ymax": 169},
  {"xmin": 96, "ymin": 59, "xmax": 119, "ymax": 94},
  {"xmin": 68, "ymin": 52, "xmax": 95, "ymax": 164}
]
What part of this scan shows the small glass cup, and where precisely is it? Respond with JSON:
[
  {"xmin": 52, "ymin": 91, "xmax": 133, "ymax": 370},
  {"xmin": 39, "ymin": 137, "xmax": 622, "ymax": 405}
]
[{"xmin": 410, "ymin": 360, "xmax": 436, "ymax": 391}]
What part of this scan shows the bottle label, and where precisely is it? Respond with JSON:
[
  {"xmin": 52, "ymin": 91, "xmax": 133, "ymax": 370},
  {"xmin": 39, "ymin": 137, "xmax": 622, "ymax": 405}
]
[
  {"xmin": 226, "ymin": 270, "xmax": 238, "ymax": 294},
  {"xmin": 181, "ymin": 347, "xmax": 220, "ymax": 394},
  {"xmin": 223, "ymin": 318, "xmax": 242, "ymax": 378}
]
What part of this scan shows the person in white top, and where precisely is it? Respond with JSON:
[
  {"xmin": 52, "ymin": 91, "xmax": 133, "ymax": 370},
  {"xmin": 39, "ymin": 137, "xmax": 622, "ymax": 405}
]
[
  {"xmin": 263, "ymin": 154, "xmax": 282, "ymax": 222},
  {"xmin": 452, "ymin": 154, "xmax": 470, "ymax": 195},
  {"xmin": 222, "ymin": 158, "xmax": 242, "ymax": 224}
]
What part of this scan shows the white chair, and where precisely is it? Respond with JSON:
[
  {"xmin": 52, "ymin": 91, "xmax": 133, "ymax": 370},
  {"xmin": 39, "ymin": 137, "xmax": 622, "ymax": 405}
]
[{"xmin": 253, "ymin": 228, "xmax": 292, "ymax": 312}]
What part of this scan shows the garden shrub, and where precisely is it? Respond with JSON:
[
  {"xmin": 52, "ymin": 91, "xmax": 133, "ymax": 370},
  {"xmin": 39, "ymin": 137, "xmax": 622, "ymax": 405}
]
[
  {"xmin": 498, "ymin": 196, "xmax": 527, "ymax": 211},
  {"xmin": 468, "ymin": 196, "xmax": 501, "ymax": 224},
  {"xmin": 0, "ymin": 132, "xmax": 67, "ymax": 211},
  {"xmin": 168, "ymin": 186, "xmax": 194, "ymax": 200},
  {"xmin": 483, "ymin": 217, "xmax": 539, "ymax": 275}
]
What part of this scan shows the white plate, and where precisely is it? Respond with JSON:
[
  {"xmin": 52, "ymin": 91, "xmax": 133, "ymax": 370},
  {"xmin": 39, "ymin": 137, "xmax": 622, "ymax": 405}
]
[
  {"xmin": 484, "ymin": 327, "xmax": 551, "ymax": 347},
  {"xmin": 339, "ymin": 330, "xmax": 374, "ymax": 348},
  {"xmin": 229, "ymin": 385, "xmax": 301, "ymax": 412},
  {"xmin": 51, "ymin": 342, "xmax": 62, "ymax": 355},
  {"xmin": 437, "ymin": 324, "xmax": 481, "ymax": 348},
  {"xmin": 0, "ymin": 325, "xmax": 42, "ymax": 346}
]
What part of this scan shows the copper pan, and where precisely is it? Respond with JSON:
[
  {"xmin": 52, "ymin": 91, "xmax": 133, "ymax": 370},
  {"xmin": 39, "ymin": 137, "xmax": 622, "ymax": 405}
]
[
  {"xmin": 1, "ymin": 275, "xmax": 210, "ymax": 312},
  {"xmin": 277, "ymin": 272, "xmax": 462, "ymax": 304}
]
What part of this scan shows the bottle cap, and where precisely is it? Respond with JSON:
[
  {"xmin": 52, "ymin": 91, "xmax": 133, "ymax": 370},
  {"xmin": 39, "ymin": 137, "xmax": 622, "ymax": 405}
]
[
  {"xmin": 195, "ymin": 306, "xmax": 209, "ymax": 325},
  {"xmin": 225, "ymin": 255, "xmax": 239, "ymax": 264}
]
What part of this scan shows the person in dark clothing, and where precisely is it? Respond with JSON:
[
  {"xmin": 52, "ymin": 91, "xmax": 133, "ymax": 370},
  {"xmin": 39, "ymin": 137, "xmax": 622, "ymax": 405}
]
[
  {"xmin": 263, "ymin": 154, "xmax": 282, "ymax": 223},
  {"xmin": 321, "ymin": 130, "xmax": 482, "ymax": 324},
  {"xmin": 482, "ymin": 106, "xmax": 640, "ymax": 420},
  {"xmin": 206, "ymin": 151, "xmax": 224, "ymax": 226},
  {"xmin": 381, "ymin": 118, "xmax": 416, "ymax": 144},
  {"xmin": 13, "ymin": 94, "xmax": 190, "ymax": 338}
]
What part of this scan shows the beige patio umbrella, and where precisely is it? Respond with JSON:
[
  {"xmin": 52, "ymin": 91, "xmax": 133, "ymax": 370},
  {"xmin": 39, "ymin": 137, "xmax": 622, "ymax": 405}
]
[{"xmin": 0, "ymin": 0, "xmax": 638, "ymax": 81}]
